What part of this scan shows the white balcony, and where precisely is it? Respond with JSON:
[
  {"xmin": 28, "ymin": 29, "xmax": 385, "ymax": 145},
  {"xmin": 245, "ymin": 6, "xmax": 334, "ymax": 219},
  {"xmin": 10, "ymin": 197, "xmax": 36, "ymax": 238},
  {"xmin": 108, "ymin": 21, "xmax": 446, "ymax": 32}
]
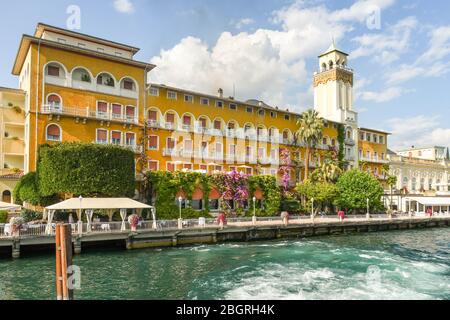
[
  {"xmin": 360, "ymin": 156, "xmax": 389, "ymax": 164},
  {"xmin": 96, "ymin": 84, "xmax": 117, "ymax": 96},
  {"xmin": 147, "ymin": 120, "xmax": 160, "ymax": 128},
  {"xmin": 42, "ymin": 104, "xmax": 139, "ymax": 125},
  {"xmin": 120, "ymin": 88, "xmax": 138, "ymax": 99},
  {"xmin": 163, "ymin": 148, "xmax": 177, "ymax": 157},
  {"xmin": 72, "ymin": 79, "xmax": 94, "ymax": 91},
  {"xmin": 45, "ymin": 75, "xmax": 68, "ymax": 87}
]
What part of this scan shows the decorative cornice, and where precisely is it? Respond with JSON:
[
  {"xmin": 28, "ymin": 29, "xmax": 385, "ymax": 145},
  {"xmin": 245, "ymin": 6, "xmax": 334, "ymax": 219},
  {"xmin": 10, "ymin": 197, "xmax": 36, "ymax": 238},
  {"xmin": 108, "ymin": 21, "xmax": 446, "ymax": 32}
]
[{"xmin": 313, "ymin": 68, "xmax": 353, "ymax": 87}]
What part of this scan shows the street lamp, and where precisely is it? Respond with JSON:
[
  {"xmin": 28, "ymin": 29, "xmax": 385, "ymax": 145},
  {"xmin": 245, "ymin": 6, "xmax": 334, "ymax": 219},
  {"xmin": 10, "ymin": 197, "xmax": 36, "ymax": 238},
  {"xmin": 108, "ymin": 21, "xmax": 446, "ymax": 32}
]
[
  {"xmin": 178, "ymin": 196, "xmax": 183, "ymax": 230},
  {"xmin": 252, "ymin": 196, "xmax": 257, "ymax": 225},
  {"xmin": 311, "ymin": 197, "xmax": 315, "ymax": 221},
  {"xmin": 366, "ymin": 198, "xmax": 370, "ymax": 220},
  {"xmin": 78, "ymin": 196, "xmax": 83, "ymax": 235}
]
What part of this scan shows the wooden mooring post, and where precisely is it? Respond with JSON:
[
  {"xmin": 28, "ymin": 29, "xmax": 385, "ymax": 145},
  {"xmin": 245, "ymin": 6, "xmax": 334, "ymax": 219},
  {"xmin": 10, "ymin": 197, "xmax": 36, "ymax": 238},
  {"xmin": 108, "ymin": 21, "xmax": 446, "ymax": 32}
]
[{"xmin": 55, "ymin": 224, "xmax": 74, "ymax": 300}]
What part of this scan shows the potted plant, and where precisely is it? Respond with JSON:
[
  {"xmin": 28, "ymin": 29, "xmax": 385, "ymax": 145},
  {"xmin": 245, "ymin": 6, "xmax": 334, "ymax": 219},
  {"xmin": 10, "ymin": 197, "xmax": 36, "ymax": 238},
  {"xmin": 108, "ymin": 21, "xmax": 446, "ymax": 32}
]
[
  {"xmin": 9, "ymin": 216, "xmax": 24, "ymax": 237},
  {"xmin": 128, "ymin": 214, "xmax": 139, "ymax": 232},
  {"xmin": 81, "ymin": 74, "xmax": 91, "ymax": 83}
]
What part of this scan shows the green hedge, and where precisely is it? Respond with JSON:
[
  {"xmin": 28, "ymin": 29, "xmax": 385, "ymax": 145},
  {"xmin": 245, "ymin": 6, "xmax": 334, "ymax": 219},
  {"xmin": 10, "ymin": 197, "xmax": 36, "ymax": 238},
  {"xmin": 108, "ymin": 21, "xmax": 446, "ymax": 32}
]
[
  {"xmin": 13, "ymin": 172, "xmax": 57, "ymax": 206},
  {"xmin": 20, "ymin": 210, "xmax": 43, "ymax": 222},
  {"xmin": 0, "ymin": 211, "xmax": 8, "ymax": 224},
  {"xmin": 37, "ymin": 143, "xmax": 135, "ymax": 197}
]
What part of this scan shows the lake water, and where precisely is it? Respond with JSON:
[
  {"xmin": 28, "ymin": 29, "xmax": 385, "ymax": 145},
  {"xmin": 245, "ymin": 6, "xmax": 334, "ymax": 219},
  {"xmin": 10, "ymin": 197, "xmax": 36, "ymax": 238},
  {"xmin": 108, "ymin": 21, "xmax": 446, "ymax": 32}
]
[{"xmin": 0, "ymin": 228, "xmax": 449, "ymax": 300}]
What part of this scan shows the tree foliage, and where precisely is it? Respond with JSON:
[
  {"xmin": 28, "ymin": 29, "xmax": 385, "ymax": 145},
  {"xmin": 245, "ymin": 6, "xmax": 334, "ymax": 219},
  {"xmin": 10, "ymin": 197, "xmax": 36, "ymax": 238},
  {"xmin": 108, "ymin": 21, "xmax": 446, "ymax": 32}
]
[
  {"xmin": 37, "ymin": 143, "xmax": 135, "ymax": 197},
  {"xmin": 249, "ymin": 175, "xmax": 281, "ymax": 216},
  {"xmin": 334, "ymin": 169, "xmax": 384, "ymax": 213},
  {"xmin": 296, "ymin": 180, "xmax": 338, "ymax": 214}
]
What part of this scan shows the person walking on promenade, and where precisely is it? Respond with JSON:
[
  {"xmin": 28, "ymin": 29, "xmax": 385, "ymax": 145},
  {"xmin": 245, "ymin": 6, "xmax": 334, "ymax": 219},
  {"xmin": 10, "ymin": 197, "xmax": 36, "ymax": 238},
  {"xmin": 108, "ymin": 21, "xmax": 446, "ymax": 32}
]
[
  {"xmin": 281, "ymin": 211, "xmax": 289, "ymax": 227},
  {"xmin": 218, "ymin": 212, "xmax": 226, "ymax": 230},
  {"xmin": 338, "ymin": 209, "xmax": 345, "ymax": 222},
  {"xmin": 426, "ymin": 207, "xmax": 433, "ymax": 217}
]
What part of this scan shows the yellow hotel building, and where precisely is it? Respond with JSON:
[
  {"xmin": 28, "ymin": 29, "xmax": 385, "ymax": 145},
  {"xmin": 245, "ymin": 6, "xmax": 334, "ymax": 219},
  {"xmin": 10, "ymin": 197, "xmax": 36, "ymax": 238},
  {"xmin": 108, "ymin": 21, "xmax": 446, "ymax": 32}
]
[{"xmin": 3, "ymin": 23, "xmax": 389, "ymax": 200}]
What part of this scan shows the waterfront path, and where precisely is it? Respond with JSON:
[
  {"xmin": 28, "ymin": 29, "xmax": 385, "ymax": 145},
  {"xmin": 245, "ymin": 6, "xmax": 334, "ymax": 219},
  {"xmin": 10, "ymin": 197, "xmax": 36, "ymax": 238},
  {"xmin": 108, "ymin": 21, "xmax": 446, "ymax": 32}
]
[{"xmin": 1, "ymin": 214, "xmax": 449, "ymax": 258}]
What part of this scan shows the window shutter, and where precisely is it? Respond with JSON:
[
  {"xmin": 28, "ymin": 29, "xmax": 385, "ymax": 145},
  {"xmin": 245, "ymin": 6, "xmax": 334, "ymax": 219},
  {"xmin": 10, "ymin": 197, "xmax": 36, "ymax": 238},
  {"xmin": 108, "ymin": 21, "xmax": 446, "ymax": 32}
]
[
  {"xmin": 112, "ymin": 104, "xmax": 122, "ymax": 114},
  {"xmin": 167, "ymin": 163, "xmax": 175, "ymax": 172},
  {"xmin": 47, "ymin": 66, "xmax": 60, "ymax": 77},
  {"xmin": 183, "ymin": 116, "xmax": 191, "ymax": 125},
  {"xmin": 97, "ymin": 102, "xmax": 108, "ymax": 112},
  {"xmin": 149, "ymin": 161, "xmax": 158, "ymax": 171},
  {"xmin": 47, "ymin": 95, "xmax": 61, "ymax": 104},
  {"xmin": 126, "ymin": 106, "xmax": 135, "ymax": 116},
  {"xmin": 148, "ymin": 110, "xmax": 157, "ymax": 121},
  {"xmin": 47, "ymin": 125, "xmax": 60, "ymax": 136},
  {"xmin": 167, "ymin": 138, "xmax": 175, "ymax": 149},
  {"xmin": 149, "ymin": 136, "xmax": 158, "ymax": 148},
  {"xmin": 97, "ymin": 130, "xmax": 107, "ymax": 140},
  {"xmin": 112, "ymin": 131, "xmax": 121, "ymax": 140},
  {"xmin": 166, "ymin": 113, "xmax": 175, "ymax": 123},
  {"xmin": 214, "ymin": 120, "xmax": 221, "ymax": 130},
  {"xmin": 126, "ymin": 133, "xmax": 135, "ymax": 142}
]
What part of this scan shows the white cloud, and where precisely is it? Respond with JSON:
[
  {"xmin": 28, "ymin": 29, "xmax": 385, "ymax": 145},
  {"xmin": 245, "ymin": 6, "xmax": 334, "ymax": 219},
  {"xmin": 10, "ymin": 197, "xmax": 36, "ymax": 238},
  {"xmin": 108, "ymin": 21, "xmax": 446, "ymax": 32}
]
[
  {"xmin": 113, "ymin": 0, "xmax": 134, "ymax": 14},
  {"xmin": 386, "ymin": 25, "xmax": 450, "ymax": 84},
  {"xmin": 386, "ymin": 115, "xmax": 450, "ymax": 150},
  {"xmin": 359, "ymin": 87, "xmax": 405, "ymax": 103},
  {"xmin": 351, "ymin": 16, "xmax": 418, "ymax": 65},
  {"xmin": 233, "ymin": 18, "xmax": 255, "ymax": 29},
  {"xmin": 149, "ymin": 0, "xmax": 396, "ymax": 110}
]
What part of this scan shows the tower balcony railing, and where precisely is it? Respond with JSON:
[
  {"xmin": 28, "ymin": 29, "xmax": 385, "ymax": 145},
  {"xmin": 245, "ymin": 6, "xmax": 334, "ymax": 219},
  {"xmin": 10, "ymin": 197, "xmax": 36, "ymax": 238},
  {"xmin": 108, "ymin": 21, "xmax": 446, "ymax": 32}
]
[
  {"xmin": 345, "ymin": 138, "xmax": 355, "ymax": 145},
  {"xmin": 42, "ymin": 104, "xmax": 139, "ymax": 125}
]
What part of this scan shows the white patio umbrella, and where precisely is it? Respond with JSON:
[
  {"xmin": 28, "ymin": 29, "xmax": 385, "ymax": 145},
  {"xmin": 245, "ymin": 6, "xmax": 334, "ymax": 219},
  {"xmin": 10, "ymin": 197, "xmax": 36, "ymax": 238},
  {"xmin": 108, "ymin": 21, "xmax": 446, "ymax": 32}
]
[
  {"xmin": 45, "ymin": 209, "xmax": 55, "ymax": 235},
  {"xmin": 86, "ymin": 209, "xmax": 94, "ymax": 233},
  {"xmin": 120, "ymin": 208, "xmax": 127, "ymax": 232}
]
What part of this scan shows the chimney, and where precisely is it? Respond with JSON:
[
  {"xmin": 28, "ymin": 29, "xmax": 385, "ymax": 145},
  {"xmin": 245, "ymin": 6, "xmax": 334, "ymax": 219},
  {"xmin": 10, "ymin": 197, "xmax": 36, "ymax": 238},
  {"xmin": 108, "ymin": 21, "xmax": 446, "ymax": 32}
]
[{"xmin": 218, "ymin": 88, "xmax": 223, "ymax": 98}]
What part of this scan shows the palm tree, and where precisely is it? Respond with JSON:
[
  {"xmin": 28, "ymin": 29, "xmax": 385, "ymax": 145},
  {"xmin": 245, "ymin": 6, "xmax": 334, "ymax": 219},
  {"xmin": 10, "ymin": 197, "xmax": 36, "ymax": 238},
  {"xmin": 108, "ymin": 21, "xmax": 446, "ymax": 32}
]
[
  {"xmin": 295, "ymin": 110, "xmax": 324, "ymax": 181},
  {"xmin": 386, "ymin": 175, "xmax": 397, "ymax": 210},
  {"xmin": 313, "ymin": 153, "xmax": 342, "ymax": 183}
]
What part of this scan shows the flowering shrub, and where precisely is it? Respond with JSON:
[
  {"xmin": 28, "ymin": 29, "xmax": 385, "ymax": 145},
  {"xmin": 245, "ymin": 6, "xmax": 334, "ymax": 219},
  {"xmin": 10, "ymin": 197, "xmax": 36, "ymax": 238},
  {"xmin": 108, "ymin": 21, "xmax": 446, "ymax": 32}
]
[
  {"xmin": 128, "ymin": 214, "xmax": 139, "ymax": 228},
  {"xmin": 9, "ymin": 216, "xmax": 24, "ymax": 226}
]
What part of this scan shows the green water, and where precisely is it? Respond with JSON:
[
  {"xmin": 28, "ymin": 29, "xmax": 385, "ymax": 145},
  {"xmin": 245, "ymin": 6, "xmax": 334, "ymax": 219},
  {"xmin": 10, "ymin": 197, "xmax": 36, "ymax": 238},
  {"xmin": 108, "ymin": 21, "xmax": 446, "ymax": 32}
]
[{"xmin": 0, "ymin": 228, "xmax": 449, "ymax": 300}]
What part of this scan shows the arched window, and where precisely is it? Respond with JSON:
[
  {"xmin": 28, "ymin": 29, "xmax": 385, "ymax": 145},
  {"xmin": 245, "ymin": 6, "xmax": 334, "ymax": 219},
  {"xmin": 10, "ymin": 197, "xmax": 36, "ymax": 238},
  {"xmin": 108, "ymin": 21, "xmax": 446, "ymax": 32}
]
[
  {"xmin": 321, "ymin": 63, "xmax": 327, "ymax": 71},
  {"xmin": 47, "ymin": 94, "xmax": 61, "ymax": 107},
  {"xmin": 97, "ymin": 73, "xmax": 115, "ymax": 87},
  {"xmin": 2, "ymin": 190, "xmax": 11, "ymax": 203},
  {"xmin": 45, "ymin": 62, "xmax": 66, "ymax": 78},
  {"xmin": 72, "ymin": 67, "xmax": 91, "ymax": 83},
  {"xmin": 329, "ymin": 61, "xmax": 334, "ymax": 69},
  {"xmin": 46, "ymin": 124, "xmax": 61, "ymax": 142},
  {"xmin": 412, "ymin": 178, "xmax": 417, "ymax": 191},
  {"xmin": 120, "ymin": 78, "xmax": 136, "ymax": 91},
  {"xmin": 403, "ymin": 177, "xmax": 408, "ymax": 187}
]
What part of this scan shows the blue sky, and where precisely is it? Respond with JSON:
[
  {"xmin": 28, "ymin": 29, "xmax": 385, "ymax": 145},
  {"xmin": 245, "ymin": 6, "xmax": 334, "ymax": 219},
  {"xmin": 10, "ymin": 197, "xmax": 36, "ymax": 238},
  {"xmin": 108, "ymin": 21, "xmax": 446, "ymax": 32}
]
[{"xmin": 1, "ymin": 0, "xmax": 449, "ymax": 149}]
